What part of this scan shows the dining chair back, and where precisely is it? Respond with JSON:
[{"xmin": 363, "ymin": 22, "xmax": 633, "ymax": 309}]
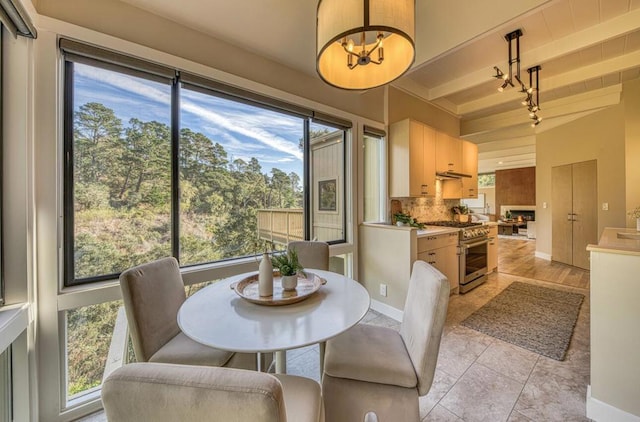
[
  {"xmin": 119, "ymin": 257, "xmax": 185, "ymax": 361},
  {"xmin": 322, "ymin": 260, "xmax": 450, "ymax": 422},
  {"xmin": 400, "ymin": 261, "xmax": 450, "ymax": 395},
  {"xmin": 102, "ymin": 362, "xmax": 325, "ymax": 422},
  {"xmin": 287, "ymin": 241, "xmax": 329, "ymax": 270},
  {"xmin": 119, "ymin": 257, "xmax": 258, "ymax": 369}
]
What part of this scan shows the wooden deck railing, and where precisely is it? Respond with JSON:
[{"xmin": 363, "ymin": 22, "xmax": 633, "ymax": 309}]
[{"xmin": 257, "ymin": 209, "xmax": 304, "ymax": 246}]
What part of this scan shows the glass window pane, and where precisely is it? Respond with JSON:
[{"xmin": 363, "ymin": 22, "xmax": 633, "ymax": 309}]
[
  {"xmin": 66, "ymin": 300, "xmax": 126, "ymax": 402},
  {"xmin": 70, "ymin": 62, "xmax": 172, "ymax": 280},
  {"xmin": 478, "ymin": 173, "xmax": 495, "ymax": 187},
  {"xmin": 363, "ymin": 133, "xmax": 385, "ymax": 222},
  {"xmin": 179, "ymin": 87, "xmax": 304, "ymax": 264},
  {"xmin": 309, "ymin": 122, "xmax": 346, "ymax": 243},
  {"xmin": 0, "ymin": 348, "xmax": 10, "ymax": 422}
]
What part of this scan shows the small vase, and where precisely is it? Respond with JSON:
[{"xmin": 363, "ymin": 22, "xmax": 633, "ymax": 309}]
[
  {"xmin": 258, "ymin": 253, "xmax": 273, "ymax": 297},
  {"xmin": 281, "ymin": 274, "xmax": 298, "ymax": 291},
  {"xmin": 637, "ymin": 218, "xmax": 640, "ymax": 232}
]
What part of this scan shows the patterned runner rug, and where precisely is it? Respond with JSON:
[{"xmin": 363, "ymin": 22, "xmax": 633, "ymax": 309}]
[{"xmin": 461, "ymin": 282, "xmax": 584, "ymax": 360}]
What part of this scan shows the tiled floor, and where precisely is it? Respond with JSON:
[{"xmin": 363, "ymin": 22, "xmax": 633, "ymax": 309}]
[{"xmin": 79, "ymin": 240, "xmax": 591, "ymax": 422}]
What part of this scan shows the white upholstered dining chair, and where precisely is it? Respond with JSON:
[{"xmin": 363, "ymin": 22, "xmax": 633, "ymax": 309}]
[
  {"xmin": 287, "ymin": 240, "xmax": 330, "ymax": 270},
  {"xmin": 119, "ymin": 257, "xmax": 258, "ymax": 369},
  {"xmin": 101, "ymin": 362, "xmax": 325, "ymax": 422},
  {"xmin": 322, "ymin": 260, "xmax": 450, "ymax": 422}
]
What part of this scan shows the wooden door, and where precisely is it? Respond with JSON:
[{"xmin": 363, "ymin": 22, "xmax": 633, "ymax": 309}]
[
  {"xmin": 552, "ymin": 164, "xmax": 574, "ymax": 265},
  {"xmin": 552, "ymin": 160, "xmax": 597, "ymax": 269},
  {"xmin": 571, "ymin": 160, "xmax": 597, "ymax": 270}
]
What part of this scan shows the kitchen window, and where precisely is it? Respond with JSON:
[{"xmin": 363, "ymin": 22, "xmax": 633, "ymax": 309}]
[
  {"xmin": 362, "ymin": 127, "xmax": 386, "ymax": 222},
  {"xmin": 62, "ymin": 40, "xmax": 349, "ymax": 286},
  {"xmin": 478, "ymin": 172, "xmax": 495, "ymax": 188}
]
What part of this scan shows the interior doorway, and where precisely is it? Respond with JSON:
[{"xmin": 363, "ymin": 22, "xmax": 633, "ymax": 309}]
[{"xmin": 551, "ymin": 160, "xmax": 598, "ymax": 270}]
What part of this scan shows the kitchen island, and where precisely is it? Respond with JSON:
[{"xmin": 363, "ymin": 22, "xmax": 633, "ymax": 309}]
[
  {"xmin": 586, "ymin": 227, "xmax": 640, "ymax": 422},
  {"xmin": 359, "ymin": 222, "xmax": 459, "ymax": 319}
]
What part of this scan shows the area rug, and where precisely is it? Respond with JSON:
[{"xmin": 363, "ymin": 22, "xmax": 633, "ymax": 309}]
[{"xmin": 461, "ymin": 282, "xmax": 584, "ymax": 361}]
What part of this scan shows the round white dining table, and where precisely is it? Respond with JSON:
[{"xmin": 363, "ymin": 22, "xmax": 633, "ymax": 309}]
[{"xmin": 177, "ymin": 268, "xmax": 370, "ymax": 373}]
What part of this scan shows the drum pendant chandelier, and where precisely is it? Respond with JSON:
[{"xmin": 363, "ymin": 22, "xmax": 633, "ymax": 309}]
[{"xmin": 316, "ymin": 0, "xmax": 415, "ymax": 90}]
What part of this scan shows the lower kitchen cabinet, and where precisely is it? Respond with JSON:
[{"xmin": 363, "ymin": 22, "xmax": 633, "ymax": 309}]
[
  {"xmin": 417, "ymin": 232, "xmax": 460, "ymax": 294},
  {"xmin": 487, "ymin": 225, "xmax": 498, "ymax": 272},
  {"xmin": 359, "ymin": 223, "xmax": 461, "ymax": 314}
]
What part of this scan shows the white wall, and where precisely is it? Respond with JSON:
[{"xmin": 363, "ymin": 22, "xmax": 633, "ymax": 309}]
[{"xmin": 535, "ymin": 103, "xmax": 626, "ymax": 256}]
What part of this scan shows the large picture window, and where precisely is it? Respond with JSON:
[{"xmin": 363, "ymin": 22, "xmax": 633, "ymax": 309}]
[{"xmin": 63, "ymin": 43, "xmax": 349, "ymax": 286}]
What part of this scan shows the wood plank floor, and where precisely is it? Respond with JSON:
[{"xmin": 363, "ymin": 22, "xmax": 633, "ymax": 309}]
[{"xmin": 497, "ymin": 236, "xmax": 590, "ymax": 289}]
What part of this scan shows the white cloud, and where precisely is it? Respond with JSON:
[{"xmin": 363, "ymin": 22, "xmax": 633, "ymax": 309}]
[{"xmin": 76, "ymin": 64, "xmax": 303, "ymax": 161}]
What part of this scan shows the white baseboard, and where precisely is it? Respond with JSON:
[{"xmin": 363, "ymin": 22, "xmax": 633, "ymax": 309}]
[
  {"xmin": 535, "ymin": 251, "xmax": 551, "ymax": 260},
  {"xmin": 587, "ymin": 385, "xmax": 640, "ymax": 422},
  {"xmin": 369, "ymin": 299, "xmax": 403, "ymax": 322}
]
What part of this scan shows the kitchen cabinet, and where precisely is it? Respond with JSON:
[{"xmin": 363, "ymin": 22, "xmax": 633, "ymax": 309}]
[
  {"xmin": 587, "ymin": 229, "xmax": 640, "ymax": 420},
  {"xmin": 487, "ymin": 225, "xmax": 498, "ymax": 273},
  {"xmin": 389, "ymin": 119, "xmax": 436, "ymax": 197},
  {"xmin": 417, "ymin": 232, "xmax": 460, "ymax": 293},
  {"xmin": 359, "ymin": 224, "xmax": 460, "ymax": 313},
  {"xmin": 461, "ymin": 141, "xmax": 478, "ymax": 198},
  {"xmin": 435, "ymin": 132, "xmax": 462, "ymax": 173},
  {"xmin": 442, "ymin": 139, "xmax": 478, "ymax": 199}
]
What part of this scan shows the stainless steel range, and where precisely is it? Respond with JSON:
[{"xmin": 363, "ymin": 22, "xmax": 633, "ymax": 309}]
[{"xmin": 424, "ymin": 221, "xmax": 491, "ymax": 293}]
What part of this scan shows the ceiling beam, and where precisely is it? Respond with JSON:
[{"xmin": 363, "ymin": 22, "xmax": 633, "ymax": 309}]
[
  {"xmin": 426, "ymin": 7, "xmax": 640, "ymax": 100},
  {"xmin": 458, "ymin": 49, "xmax": 640, "ymax": 114},
  {"xmin": 461, "ymin": 84, "xmax": 622, "ymax": 136}
]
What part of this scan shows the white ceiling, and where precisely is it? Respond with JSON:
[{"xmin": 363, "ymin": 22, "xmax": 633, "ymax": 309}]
[{"xmin": 120, "ymin": 0, "xmax": 640, "ymax": 173}]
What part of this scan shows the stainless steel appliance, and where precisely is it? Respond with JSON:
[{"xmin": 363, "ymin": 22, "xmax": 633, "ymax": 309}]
[{"xmin": 423, "ymin": 221, "xmax": 490, "ymax": 293}]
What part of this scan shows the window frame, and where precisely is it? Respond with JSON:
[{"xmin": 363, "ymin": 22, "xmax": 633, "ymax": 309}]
[
  {"xmin": 0, "ymin": 22, "xmax": 4, "ymax": 307},
  {"xmin": 62, "ymin": 47, "xmax": 350, "ymax": 287}
]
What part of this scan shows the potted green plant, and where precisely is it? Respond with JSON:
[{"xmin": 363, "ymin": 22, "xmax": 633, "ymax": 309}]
[
  {"xmin": 393, "ymin": 212, "xmax": 425, "ymax": 229},
  {"xmin": 451, "ymin": 205, "xmax": 469, "ymax": 222},
  {"xmin": 271, "ymin": 248, "xmax": 305, "ymax": 291},
  {"xmin": 394, "ymin": 212, "xmax": 413, "ymax": 226}
]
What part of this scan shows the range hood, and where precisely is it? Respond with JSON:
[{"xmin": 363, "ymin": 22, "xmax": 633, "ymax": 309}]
[{"xmin": 436, "ymin": 170, "xmax": 472, "ymax": 180}]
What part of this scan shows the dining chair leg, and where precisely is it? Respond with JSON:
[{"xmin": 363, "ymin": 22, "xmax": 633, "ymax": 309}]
[
  {"xmin": 275, "ymin": 350, "xmax": 287, "ymax": 373},
  {"xmin": 319, "ymin": 341, "xmax": 326, "ymax": 375}
]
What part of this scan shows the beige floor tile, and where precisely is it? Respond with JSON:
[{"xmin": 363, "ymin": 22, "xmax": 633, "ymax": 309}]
[
  {"xmin": 435, "ymin": 325, "xmax": 493, "ymax": 378},
  {"xmin": 286, "ymin": 346, "xmax": 321, "ymax": 383},
  {"xmin": 419, "ymin": 369, "xmax": 458, "ymax": 419},
  {"xmin": 514, "ymin": 362, "xmax": 590, "ymax": 421},
  {"xmin": 506, "ymin": 410, "xmax": 533, "ymax": 421},
  {"xmin": 440, "ymin": 363, "xmax": 524, "ymax": 422},
  {"xmin": 476, "ymin": 339, "xmax": 539, "ymax": 383},
  {"xmin": 423, "ymin": 404, "xmax": 463, "ymax": 422}
]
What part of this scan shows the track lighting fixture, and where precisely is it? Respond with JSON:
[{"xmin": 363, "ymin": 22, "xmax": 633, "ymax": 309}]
[
  {"xmin": 493, "ymin": 29, "xmax": 522, "ymax": 93},
  {"xmin": 492, "ymin": 29, "xmax": 543, "ymax": 126}
]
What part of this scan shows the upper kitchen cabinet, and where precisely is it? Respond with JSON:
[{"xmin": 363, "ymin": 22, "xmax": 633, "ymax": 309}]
[
  {"xmin": 389, "ymin": 119, "xmax": 436, "ymax": 197},
  {"xmin": 435, "ymin": 132, "xmax": 462, "ymax": 173},
  {"xmin": 461, "ymin": 140, "xmax": 478, "ymax": 198},
  {"xmin": 441, "ymin": 139, "xmax": 478, "ymax": 199}
]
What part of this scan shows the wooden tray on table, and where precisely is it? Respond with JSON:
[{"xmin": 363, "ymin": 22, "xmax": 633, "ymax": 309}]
[{"xmin": 231, "ymin": 271, "xmax": 326, "ymax": 306}]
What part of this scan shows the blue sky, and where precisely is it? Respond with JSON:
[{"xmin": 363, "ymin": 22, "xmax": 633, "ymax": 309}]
[{"xmin": 73, "ymin": 63, "xmax": 304, "ymax": 177}]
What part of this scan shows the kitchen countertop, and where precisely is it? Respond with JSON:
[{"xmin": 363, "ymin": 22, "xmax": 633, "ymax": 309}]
[
  {"xmin": 587, "ymin": 227, "xmax": 640, "ymax": 256},
  {"xmin": 360, "ymin": 222, "xmax": 459, "ymax": 237}
]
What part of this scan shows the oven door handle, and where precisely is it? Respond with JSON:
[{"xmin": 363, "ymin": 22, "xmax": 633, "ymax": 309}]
[{"xmin": 461, "ymin": 239, "xmax": 490, "ymax": 249}]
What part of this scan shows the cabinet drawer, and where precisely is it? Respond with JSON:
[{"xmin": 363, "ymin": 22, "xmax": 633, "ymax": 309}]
[
  {"xmin": 417, "ymin": 250, "xmax": 437, "ymax": 265},
  {"xmin": 417, "ymin": 232, "xmax": 459, "ymax": 252}
]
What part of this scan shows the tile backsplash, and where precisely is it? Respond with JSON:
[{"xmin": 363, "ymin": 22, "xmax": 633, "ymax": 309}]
[{"xmin": 391, "ymin": 181, "xmax": 460, "ymax": 222}]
